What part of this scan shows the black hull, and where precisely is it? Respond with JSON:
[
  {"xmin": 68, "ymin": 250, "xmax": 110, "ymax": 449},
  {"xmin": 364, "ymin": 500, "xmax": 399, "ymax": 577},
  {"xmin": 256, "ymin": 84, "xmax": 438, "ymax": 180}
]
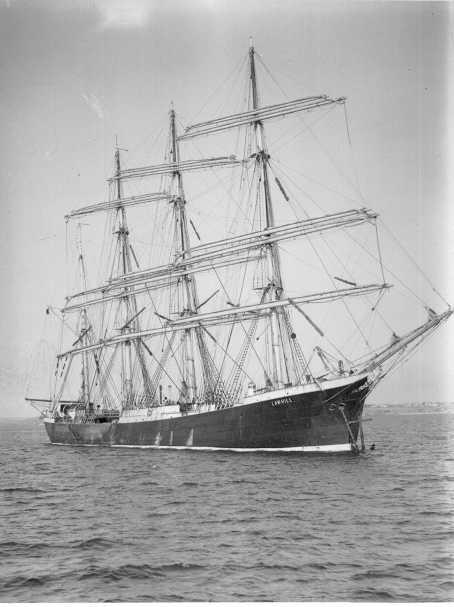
[{"xmin": 44, "ymin": 377, "xmax": 368, "ymax": 451}]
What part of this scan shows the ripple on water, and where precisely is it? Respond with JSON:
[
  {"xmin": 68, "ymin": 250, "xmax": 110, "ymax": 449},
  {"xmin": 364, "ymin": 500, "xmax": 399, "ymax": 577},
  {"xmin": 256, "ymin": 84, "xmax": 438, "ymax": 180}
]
[{"xmin": 0, "ymin": 411, "xmax": 453, "ymax": 601}]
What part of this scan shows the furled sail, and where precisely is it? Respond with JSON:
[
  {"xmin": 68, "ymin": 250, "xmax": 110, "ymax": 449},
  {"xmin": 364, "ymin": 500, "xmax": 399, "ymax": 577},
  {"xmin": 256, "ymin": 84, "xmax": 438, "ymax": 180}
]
[
  {"xmin": 179, "ymin": 96, "xmax": 345, "ymax": 140},
  {"xmin": 59, "ymin": 283, "xmax": 391, "ymax": 358},
  {"xmin": 108, "ymin": 156, "xmax": 243, "ymax": 182},
  {"xmin": 66, "ymin": 192, "xmax": 171, "ymax": 219},
  {"xmin": 63, "ymin": 207, "xmax": 378, "ymax": 311}
]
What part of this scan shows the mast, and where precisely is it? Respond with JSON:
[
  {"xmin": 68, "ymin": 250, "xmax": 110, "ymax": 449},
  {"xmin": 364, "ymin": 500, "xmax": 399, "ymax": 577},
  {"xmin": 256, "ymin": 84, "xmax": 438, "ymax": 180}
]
[
  {"xmin": 169, "ymin": 107, "xmax": 198, "ymax": 402},
  {"xmin": 115, "ymin": 146, "xmax": 132, "ymax": 407},
  {"xmin": 169, "ymin": 107, "xmax": 225, "ymax": 404},
  {"xmin": 114, "ymin": 144, "xmax": 153, "ymax": 408},
  {"xmin": 76, "ymin": 225, "xmax": 91, "ymax": 409},
  {"xmin": 249, "ymin": 42, "xmax": 293, "ymax": 387}
]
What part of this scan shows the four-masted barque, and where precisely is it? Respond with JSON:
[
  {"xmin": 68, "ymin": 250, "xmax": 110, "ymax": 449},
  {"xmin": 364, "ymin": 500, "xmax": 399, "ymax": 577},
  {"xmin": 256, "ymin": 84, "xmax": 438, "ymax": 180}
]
[{"xmin": 27, "ymin": 43, "xmax": 451, "ymax": 452}]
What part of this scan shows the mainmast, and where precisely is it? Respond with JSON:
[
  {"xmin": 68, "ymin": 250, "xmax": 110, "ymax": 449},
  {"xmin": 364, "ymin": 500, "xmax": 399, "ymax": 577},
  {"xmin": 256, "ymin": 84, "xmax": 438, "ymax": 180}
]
[
  {"xmin": 248, "ymin": 43, "xmax": 295, "ymax": 387},
  {"xmin": 169, "ymin": 108, "xmax": 220, "ymax": 404},
  {"xmin": 169, "ymin": 108, "xmax": 198, "ymax": 402}
]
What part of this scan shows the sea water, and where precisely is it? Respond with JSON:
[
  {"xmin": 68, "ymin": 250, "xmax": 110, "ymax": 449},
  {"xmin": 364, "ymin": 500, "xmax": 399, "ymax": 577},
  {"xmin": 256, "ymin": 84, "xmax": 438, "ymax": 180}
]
[{"xmin": 1, "ymin": 403, "xmax": 453, "ymax": 601}]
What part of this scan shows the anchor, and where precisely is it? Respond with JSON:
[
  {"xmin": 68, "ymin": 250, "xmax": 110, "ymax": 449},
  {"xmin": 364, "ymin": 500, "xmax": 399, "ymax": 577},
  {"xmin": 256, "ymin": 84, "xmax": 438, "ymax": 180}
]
[{"xmin": 334, "ymin": 402, "xmax": 365, "ymax": 454}]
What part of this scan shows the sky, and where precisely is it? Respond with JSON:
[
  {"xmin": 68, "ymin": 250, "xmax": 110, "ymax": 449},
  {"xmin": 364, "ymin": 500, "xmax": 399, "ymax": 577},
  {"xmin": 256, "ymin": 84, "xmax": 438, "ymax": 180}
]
[{"xmin": 0, "ymin": 0, "xmax": 453, "ymax": 416}]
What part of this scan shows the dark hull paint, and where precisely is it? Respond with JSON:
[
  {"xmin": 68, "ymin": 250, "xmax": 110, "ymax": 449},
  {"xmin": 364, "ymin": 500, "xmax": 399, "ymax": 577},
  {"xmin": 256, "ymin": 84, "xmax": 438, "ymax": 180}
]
[{"xmin": 44, "ymin": 377, "xmax": 368, "ymax": 450}]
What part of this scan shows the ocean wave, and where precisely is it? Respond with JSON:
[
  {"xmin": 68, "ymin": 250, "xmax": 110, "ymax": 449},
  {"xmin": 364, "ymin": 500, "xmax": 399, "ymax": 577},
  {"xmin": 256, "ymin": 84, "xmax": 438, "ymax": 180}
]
[
  {"xmin": 1, "ymin": 414, "xmax": 453, "ymax": 602},
  {"xmin": 306, "ymin": 562, "xmax": 328, "ymax": 570},
  {"xmin": 0, "ymin": 487, "xmax": 45, "ymax": 493},
  {"xmin": 352, "ymin": 569, "xmax": 410, "ymax": 581},
  {"xmin": 0, "ymin": 537, "xmax": 122, "ymax": 558},
  {"xmin": 78, "ymin": 562, "xmax": 204, "ymax": 582},
  {"xmin": 249, "ymin": 562, "xmax": 300, "ymax": 571},
  {"xmin": 68, "ymin": 537, "xmax": 118, "ymax": 549},
  {"xmin": 117, "ymin": 594, "xmax": 186, "ymax": 602},
  {"xmin": 0, "ymin": 540, "xmax": 55, "ymax": 557},
  {"xmin": 353, "ymin": 589, "xmax": 407, "ymax": 600},
  {"xmin": 2, "ymin": 574, "xmax": 53, "ymax": 591}
]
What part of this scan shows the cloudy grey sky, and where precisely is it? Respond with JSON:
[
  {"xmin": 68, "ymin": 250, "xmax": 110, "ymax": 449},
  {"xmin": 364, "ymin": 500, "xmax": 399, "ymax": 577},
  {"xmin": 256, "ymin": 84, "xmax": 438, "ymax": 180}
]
[{"xmin": 1, "ymin": 0, "xmax": 453, "ymax": 416}]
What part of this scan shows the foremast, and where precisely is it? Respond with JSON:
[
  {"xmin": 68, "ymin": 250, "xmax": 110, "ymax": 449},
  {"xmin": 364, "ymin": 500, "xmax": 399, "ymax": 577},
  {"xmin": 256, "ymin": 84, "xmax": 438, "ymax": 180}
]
[{"xmin": 248, "ymin": 43, "xmax": 305, "ymax": 388}]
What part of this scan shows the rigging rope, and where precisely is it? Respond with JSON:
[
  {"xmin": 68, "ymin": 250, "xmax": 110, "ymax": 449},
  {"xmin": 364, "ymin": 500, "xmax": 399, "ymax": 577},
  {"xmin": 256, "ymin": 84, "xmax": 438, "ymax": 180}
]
[
  {"xmin": 267, "ymin": 160, "xmax": 372, "ymax": 353},
  {"xmin": 342, "ymin": 102, "xmax": 367, "ymax": 206},
  {"xmin": 268, "ymin": 158, "xmax": 437, "ymax": 335},
  {"xmin": 255, "ymin": 51, "xmax": 364, "ymax": 200},
  {"xmin": 379, "ymin": 218, "xmax": 450, "ymax": 308},
  {"xmin": 186, "ymin": 53, "xmax": 248, "ymax": 126}
]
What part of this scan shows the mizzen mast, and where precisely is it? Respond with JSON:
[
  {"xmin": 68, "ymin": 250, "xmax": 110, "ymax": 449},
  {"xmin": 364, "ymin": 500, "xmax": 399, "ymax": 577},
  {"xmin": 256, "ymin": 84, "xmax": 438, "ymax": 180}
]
[
  {"xmin": 113, "ymin": 143, "xmax": 154, "ymax": 409},
  {"xmin": 76, "ymin": 225, "xmax": 91, "ymax": 409}
]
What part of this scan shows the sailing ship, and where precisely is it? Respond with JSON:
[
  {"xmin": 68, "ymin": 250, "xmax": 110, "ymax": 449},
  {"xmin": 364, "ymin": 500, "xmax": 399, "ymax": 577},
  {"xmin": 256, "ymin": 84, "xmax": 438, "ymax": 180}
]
[{"xmin": 26, "ymin": 43, "xmax": 451, "ymax": 452}]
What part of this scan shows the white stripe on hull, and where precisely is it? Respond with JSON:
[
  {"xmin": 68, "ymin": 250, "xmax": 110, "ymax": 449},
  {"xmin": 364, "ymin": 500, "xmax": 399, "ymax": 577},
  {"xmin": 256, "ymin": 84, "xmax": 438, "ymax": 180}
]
[
  {"xmin": 110, "ymin": 443, "xmax": 353, "ymax": 452},
  {"xmin": 49, "ymin": 442, "xmax": 352, "ymax": 453}
]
